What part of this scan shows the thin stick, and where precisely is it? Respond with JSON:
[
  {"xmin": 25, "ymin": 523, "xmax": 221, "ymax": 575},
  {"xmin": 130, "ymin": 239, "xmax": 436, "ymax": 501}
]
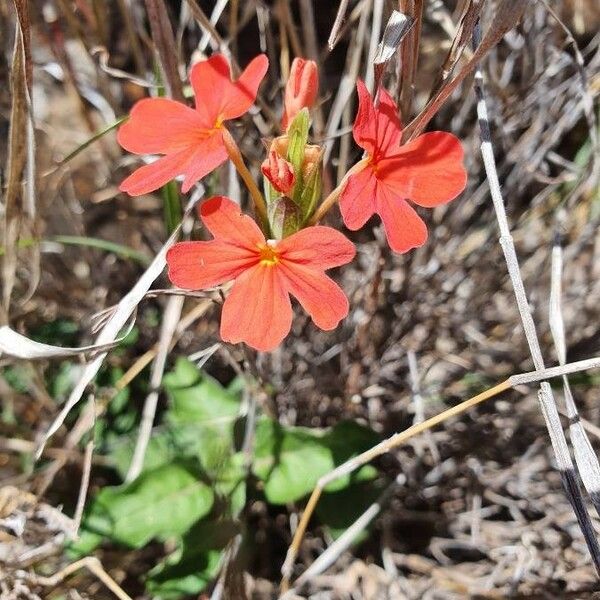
[
  {"xmin": 71, "ymin": 435, "xmax": 94, "ymax": 538},
  {"xmin": 280, "ymin": 379, "xmax": 511, "ymax": 588},
  {"xmin": 294, "ymin": 473, "xmax": 405, "ymax": 587},
  {"xmin": 221, "ymin": 127, "xmax": 268, "ymax": 227}
]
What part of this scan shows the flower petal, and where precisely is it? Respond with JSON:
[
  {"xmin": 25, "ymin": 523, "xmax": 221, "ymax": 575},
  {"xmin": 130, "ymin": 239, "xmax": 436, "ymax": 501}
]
[
  {"xmin": 352, "ymin": 81, "xmax": 403, "ymax": 158},
  {"xmin": 377, "ymin": 132, "xmax": 467, "ymax": 207},
  {"xmin": 191, "ymin": 54, "xmax": 268, "ymax": 125},
  {"xmin": 352, "ymin": 80, "xmax": 378, "ymax": 155},
  {"xmin": 119, "ymin": 148, "xmax": 195, "ymax": 196},
  {"xmin": 339, "ymin": 166, "xmax": 378, "ymax": 231},
  {"xmin": 376, "ymin": 87, "xmax": 403, "ymax": 155},
  {"xmin": 167, "ymin": 240, "xmax": 258, "ymax": 290},
  {"xmin": 279, "ymin": 263, "xmax": 349, "ymax": 331},
  {"xmin": 117, "ymin": 98, "xmax": 205, "ymax": 154},
  {"xmin": 376, "ymin": 183, "xmax": 428, "ymax": 253},
  {"xmin": 199, "ymin": 196, "xmax": 265, "ymax": 248},
  {"xmin": 278, "ymin": 226, "xmax": 355, "ymax": 270},
  {"xmin": 181, "ymin": 131, "xmax": 228, "ymax": 193},
  {"xmin": 220, "ymin": 264, "xmax": 292, "ymax": 352}
]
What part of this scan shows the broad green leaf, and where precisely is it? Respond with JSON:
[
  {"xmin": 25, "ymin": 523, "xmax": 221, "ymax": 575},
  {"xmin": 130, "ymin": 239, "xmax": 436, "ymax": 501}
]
[
  {"xmin": 146, "ymin": 519, "xmax": 239, "ymax": 599},
  {"xmin": 252, "ymin": 418, "xmax": 380, "ymax": 504},
  {"xmin": 110, "ymin": 427, "xmax": 182, "ymax": 479},
  {"xmin": 110, "ymin": 359, "xmax": 243, "ymax": 480},
  {"xmin": 164, "ymin": 358, "xmax": 240, "ymax": 425},
  {"xmin": 213, "ymin": 452, "xmax": 247, "ymax": 517},
  {"xmin": 83, "ymin": 462, "xmax": 214, "ymax": 548},
  {"xmin": 163, "ymin": 358, "xmax": 242, "ymax": 473}
]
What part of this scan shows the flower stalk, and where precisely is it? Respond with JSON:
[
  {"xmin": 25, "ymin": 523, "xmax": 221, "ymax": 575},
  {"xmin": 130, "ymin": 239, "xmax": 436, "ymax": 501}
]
[
  {"xmin": 308, "ymin": 158, "xmax": 370, "ymax": 225},
  {"xmin": 221, "ymin": 127, "xmax": 269, "ymax": 228}
]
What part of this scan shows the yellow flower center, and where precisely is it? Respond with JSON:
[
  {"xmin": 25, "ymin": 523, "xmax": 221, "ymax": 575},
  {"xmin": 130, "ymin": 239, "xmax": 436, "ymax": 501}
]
[{"xmin": 259, "ymin": 242, "xmax": 279, "ymax": 266}]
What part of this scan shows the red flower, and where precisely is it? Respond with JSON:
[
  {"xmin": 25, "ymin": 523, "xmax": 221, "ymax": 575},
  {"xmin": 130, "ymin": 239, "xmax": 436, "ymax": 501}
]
[
  {"xmin": 261, "ymin": 150, "xmax": 295, "ymax": 194},
  {"xmin": 282, "ymin": 57, "xmax": 319, "ymax": 129},
  {"xmin": 117, "ymin": 54, "xmax": 268, "ymax": 196},
  {"xmin": 167, "ymin": 196, "xmax": 355, "ymax": 351},
  {"xmin": 339, "ymin": 81, "xmax": 467, "ymax": 253}
]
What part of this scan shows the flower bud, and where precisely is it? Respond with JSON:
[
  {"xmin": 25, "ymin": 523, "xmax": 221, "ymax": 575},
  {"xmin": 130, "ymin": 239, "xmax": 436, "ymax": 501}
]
[
  {"xmin": 282, "ymin": 58, "xmax": 318, "ymax": 130},
  {"xmin": 261, "ymin": 150, "xmax": 295, "ymax": 195}
]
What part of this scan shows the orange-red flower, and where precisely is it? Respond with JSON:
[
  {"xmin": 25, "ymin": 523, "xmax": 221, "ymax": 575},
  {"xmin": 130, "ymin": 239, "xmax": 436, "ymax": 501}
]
[
  {"xmin": 339, "ymin": 81, "xmax": 467, "ymax": 253},
  {"xmin": 282, "ymin": 58, "xmax": 319, "ymax": 129},
  {"xmin": 167, "ymin": 196, "xmax": 355, "ymax": 351},
  {"xmin": 117, "ymin": 54, "xmax": 268, "ymax": 196}
]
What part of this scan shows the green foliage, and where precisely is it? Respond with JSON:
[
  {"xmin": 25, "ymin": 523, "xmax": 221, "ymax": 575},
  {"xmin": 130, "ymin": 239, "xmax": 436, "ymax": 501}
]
[
  {"xmin": 146, "ymin": 519, "xmax": 239, "ymax": 599},
  {"xmin": 253, "ymin": 418, "xmax": 379, "ymax": 504},
  {"xmin": 84, "ymin": 462, "xmax": 214, "ymax": 548},
  {"xmin": 78, "ymin": 358, "xmax": 381, "ymax": 598},
  {"xmin": 31, "ymin": 318, "xmax": 79, "ymax": 346}
]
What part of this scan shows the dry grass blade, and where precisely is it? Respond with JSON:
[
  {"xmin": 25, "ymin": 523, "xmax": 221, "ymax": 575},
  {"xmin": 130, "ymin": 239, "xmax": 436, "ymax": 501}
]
[
  {"xmin": 17, "ymin": 557, "xmax": 132, "ymax": 600},
  {"xmin": 2, "ymin": 3, "xmax": 36, "ymax": 317},
  {"xmin": 397, "ymin": 0, "xmax": 423, "ymax": 117},
  {"xmin": 403, "ymin": 0, "xmax": 528, "ymax": 141},
  {"xmin": 125, "ymin": 294, "xmax": 185, "ymax": 482},
  {"xmin": 0, "ymin": 324, "xmax": 133, "ymax": 359},
  {"xmin": 372, "ymin": 10, "xmax": 415, "ymax": 93},
  {"xmin": 281, "ymin": 348, "xmax": 600, "ymax": 588},
  {"xmin": 293, "ymin": 475, "xmax": 405, "ymax": 589},
  {"xmin": 427, "ymin": 0, "xmax": 481, "ymax": 99},
  {"xmin": 540, "ymin": 0, "xmax": 599, "ymax": 199},
  {"xmin": 144, "ymin": 0, "xmax": 184, "ymax": 101},
  {"xmin": 36, "ymin": 194, "xmax": 203, "ymax": 459},
  {"xmin": 472, "ymin": 23, "xmax": 600, "ymax": 574},
  {"xmin": 327, "ymin": 0, "xmax": 350, "ymax": 50},
  {"xmin": 550, "ymin": 239, "xmax": 600, "ymax": 516}
]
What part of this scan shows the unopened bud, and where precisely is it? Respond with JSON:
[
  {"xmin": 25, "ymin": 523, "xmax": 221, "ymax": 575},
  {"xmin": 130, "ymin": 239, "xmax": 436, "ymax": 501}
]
[
  {"xmin": 282, "ymin": 58, "xmax": 318, "ymax": 130},
  {"xmin": 261, "ymin": 150, "xmax": 296, "ymax": 195}
]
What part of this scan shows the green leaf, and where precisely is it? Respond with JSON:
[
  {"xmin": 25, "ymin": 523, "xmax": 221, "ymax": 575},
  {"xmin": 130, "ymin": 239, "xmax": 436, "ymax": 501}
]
[
  {"xmin": 163, "ymin": 358, "xmax": 242, "ymax": 474},
  {"xmin": 252, "ymin": 418, "xmax": 380, "ymax": 504},
  {"xmin": 164, "ymin": 358, "xmax": 240, "ymax": 425},
  {"xmin": 83, "ymin": 462, "xmax": 214, "ymax": 548},
  {"xmin": 110, "ymin": 359, "xmax": 243, "ymax": 479},
  {"xmin": 213, "ymin": 452, "xmax": 247, "ymax": 517},
  {"xmin": 146, "ymin": 519, "xmax": 239, "ymax": 599},
  {"xmin": 52, "ymin": 236, "xmax": 150, "ymax": 266},
  {"xmin": 110, "ymin": 427, "xmax": 181, "ymax": 479}
]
